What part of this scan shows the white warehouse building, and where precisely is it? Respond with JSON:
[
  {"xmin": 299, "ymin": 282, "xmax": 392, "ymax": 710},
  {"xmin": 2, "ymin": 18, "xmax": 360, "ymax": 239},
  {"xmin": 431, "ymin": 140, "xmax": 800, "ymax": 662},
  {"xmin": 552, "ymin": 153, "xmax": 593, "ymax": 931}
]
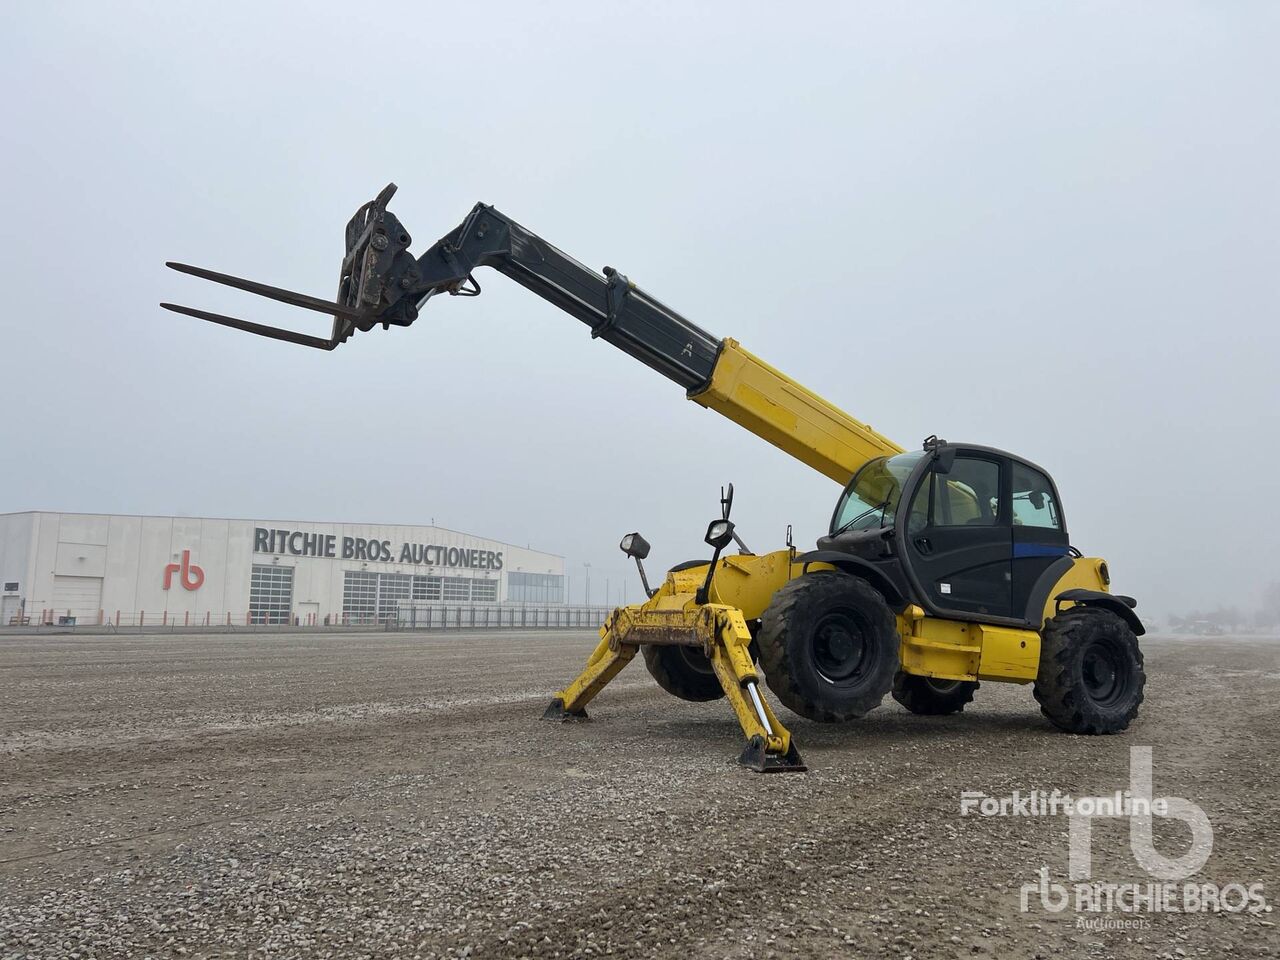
[{"xmin": 0, "ymin": 511, "xmax": 565, "ymax": 626}]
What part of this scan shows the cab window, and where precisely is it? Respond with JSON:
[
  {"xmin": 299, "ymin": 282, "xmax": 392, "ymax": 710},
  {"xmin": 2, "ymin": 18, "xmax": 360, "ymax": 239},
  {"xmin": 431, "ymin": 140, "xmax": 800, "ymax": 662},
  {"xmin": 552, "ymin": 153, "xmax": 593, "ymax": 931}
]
[
  {"xmin": 1012, "ymin": 463, "xmax": 1061, "ymax": 530},
  {"xmin": 831, "ymin": 451, "xmax": 926, "ymax": 533},
  {"xmin": 910, "ymin": 456, "xmax": 1002, "ymax": 528}
]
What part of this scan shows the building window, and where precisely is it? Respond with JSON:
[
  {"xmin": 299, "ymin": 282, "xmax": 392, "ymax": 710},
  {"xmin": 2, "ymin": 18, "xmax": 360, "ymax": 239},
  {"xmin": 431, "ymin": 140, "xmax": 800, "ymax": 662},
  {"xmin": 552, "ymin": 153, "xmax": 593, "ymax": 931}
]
[
  {"xmin": 442, "ymin": 577, "xmax": 471, "ymax": 602},
  {"xmin": 342, "ymin": 570, "xmax": 378, "ymax": 623},
  {"xmin": 345, "ymin": 571, "xmax": 497, "ymax": 622},
  {"xmin": 507, "ymin": 572, "xmax": 565, "ymax": 604},
  {"xmin": 343, "ymin": 571, "xmax": 415, "ymax": 623},
  {"xmin": 250, "ymin": 564, "xmax": 294, "ymax": 625},
  {"xmin": 412, "ymin": 575, "xmax": 441, "ymax": 601},
  {"xmin": 378, "ymin": 573, "xmax": 411, "ymax": 621}
]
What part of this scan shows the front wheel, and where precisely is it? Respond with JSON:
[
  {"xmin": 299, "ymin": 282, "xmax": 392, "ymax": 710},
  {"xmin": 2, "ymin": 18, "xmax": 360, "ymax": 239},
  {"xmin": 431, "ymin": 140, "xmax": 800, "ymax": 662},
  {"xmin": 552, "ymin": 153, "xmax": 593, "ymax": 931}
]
[
  {"xmin": 757, "ymin": 572, "xmax": 899, "ymax": 722},
  {"xmin": 1034, "ymin": 606, "xmax": 1144, "ymax": 734},
  {"xmin": 642, "ymin": 644, "xmax": 725, "ymax": 702}
]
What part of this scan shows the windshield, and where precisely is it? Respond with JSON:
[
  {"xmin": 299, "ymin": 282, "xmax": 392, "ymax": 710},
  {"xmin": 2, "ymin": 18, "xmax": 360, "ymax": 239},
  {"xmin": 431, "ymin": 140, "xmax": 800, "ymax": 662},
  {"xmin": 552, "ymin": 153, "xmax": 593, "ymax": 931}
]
[{"xmin": 830, "ymin": 451, "xmax": 926, "ymax": 533}]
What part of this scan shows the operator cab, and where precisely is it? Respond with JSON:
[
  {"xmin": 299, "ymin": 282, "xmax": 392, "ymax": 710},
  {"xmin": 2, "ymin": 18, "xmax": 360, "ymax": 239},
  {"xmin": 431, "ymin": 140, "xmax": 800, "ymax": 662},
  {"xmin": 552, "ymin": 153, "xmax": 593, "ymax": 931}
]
[{"xmin": 818, "ymin": 439, "xmax": 1071, "ymax": 626}]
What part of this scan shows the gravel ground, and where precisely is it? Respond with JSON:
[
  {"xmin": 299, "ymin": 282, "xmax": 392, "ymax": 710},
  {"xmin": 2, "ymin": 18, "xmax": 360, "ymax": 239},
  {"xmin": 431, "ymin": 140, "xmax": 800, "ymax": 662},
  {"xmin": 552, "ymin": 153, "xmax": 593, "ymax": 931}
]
[{"xmin": 1, "ymin": 629, "xmax": 1276, "ymax": 959}]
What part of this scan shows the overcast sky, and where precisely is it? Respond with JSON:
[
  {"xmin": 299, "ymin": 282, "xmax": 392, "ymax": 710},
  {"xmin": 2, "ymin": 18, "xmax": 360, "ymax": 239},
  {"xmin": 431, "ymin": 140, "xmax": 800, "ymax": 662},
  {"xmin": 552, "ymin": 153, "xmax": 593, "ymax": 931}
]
[{"xmin": 2, "ymin": 3, "xmax": 1276, "ymax": 620}]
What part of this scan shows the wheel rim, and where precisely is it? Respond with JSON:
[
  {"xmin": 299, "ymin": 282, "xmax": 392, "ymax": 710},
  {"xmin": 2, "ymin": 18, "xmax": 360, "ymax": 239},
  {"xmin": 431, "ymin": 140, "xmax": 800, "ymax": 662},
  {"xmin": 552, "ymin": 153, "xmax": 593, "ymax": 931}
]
[
  {"xmin": 812, "ymin": 611, "xmax": 874, "ymax": 685},
  {"xmin": 924, "ymin": 678, "xmax": 962, "ymax": 695},
  {"xmin": 1081, "ymin": 639, "xmax": 1127, "ymax": 706},
  {"xmin": 677, "ymin": 645, "xmax": 716, "ymax": 677}
]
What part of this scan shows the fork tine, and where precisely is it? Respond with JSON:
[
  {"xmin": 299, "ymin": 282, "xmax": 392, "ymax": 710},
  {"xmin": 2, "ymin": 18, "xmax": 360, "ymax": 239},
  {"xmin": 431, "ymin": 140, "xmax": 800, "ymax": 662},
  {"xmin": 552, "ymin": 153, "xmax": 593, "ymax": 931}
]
[
  {"xmin": 165, "ymin": 262, "xmax": 366, "ymax": 321},
  {"xmin": 159, "ymin": 303, "xmax": 337, "ymax": 350}
]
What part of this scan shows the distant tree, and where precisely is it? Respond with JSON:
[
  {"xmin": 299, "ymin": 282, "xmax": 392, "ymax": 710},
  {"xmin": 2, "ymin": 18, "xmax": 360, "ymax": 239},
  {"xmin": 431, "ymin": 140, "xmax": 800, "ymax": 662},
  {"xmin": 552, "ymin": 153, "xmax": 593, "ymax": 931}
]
[
  {"xmin": 1261, "ymin": 581, "xmax": 1280, "ymax": 627},
  {"xmin": 1217, "ymin": 606, "xmax": 1243, "ymax": 630}
]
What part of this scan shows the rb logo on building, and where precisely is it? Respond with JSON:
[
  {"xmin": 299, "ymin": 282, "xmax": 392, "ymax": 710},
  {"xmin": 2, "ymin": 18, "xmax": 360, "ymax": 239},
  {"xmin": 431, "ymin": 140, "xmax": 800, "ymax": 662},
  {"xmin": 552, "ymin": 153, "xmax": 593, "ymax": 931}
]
[{"xmin": 163, "ymin": 550, "xmax": 205, "ymax": 591}]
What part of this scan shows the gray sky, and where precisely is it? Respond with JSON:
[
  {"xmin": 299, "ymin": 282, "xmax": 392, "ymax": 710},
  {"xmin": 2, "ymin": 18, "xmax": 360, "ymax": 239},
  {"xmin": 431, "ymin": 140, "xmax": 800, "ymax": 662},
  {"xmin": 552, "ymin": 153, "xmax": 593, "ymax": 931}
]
[{"xmin": 2, "ymin": 2, "xmax": 1277, "ymax": 620}]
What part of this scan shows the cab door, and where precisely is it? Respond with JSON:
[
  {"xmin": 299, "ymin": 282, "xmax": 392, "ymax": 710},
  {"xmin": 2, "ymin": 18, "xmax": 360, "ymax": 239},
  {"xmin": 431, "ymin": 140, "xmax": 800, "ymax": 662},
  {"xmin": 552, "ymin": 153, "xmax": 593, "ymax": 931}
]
[
  {"xmin": 904, "ymin": 453, "xmax": 1012, "ymax": 619},
  {"xmin": 1010, "ymin": 461, "xmax": 1071, "ymax": 622}
]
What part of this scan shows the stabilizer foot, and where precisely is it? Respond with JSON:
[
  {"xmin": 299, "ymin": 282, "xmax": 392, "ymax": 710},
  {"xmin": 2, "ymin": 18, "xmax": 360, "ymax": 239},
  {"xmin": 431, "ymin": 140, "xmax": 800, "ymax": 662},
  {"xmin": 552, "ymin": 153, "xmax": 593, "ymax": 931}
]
[
  {"xmin": 738, "ymin": 735, "xmax": 807, "ymax": 773},
  {"xmin": 541, "ymin": 698, "xmax": 590, "ymax": 722}
]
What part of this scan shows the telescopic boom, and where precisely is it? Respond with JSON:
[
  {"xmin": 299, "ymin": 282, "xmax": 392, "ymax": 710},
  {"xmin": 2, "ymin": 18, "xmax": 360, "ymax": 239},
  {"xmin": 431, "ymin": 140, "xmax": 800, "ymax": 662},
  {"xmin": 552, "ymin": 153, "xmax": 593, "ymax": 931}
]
[{"xmin": 163, "ymin": 184, "xmax": 901, "ymax": 484}]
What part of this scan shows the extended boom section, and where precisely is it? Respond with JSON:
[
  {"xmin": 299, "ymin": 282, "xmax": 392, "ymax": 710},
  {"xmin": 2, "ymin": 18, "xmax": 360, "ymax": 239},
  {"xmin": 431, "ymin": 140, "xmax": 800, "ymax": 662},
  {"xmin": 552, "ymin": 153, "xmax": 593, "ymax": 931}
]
[{"xmin": 163, "ymin": 183, "xmax": 898, "ymax": 484}]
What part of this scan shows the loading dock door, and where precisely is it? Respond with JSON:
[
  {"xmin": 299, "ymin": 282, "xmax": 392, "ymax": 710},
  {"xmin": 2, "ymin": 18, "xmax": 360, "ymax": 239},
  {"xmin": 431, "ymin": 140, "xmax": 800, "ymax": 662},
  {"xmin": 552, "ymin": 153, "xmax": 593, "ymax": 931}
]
[{"xmin": 51, "ymin": 576, "xmax": 104, "ymax": 623}]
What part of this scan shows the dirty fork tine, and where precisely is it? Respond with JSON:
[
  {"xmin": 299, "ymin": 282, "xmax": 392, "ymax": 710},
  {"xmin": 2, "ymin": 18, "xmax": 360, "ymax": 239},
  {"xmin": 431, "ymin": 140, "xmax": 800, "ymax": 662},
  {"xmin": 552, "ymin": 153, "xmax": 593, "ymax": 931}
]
[
  {"xmin": 159, "ymin": 303, "xmax": 337, "ymax": 350},
  {"xmin": 165, "ymin": 262, "xmax": 366, "ymax": 321}
]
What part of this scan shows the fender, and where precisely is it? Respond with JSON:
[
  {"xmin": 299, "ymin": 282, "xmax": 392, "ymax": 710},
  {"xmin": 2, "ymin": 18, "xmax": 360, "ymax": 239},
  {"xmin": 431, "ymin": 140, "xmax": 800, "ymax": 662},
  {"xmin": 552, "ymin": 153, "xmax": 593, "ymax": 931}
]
[
  {"xmin": 668, "ymin": 559, "xmax": 710, "ymax": 573},
  {"xmin": 1055, "ymin": 588, "xmax": 1145, "ymax": 636},
  {"xmin": 795, "ymin": 550, "xmax": 905, "ymax": 608}
]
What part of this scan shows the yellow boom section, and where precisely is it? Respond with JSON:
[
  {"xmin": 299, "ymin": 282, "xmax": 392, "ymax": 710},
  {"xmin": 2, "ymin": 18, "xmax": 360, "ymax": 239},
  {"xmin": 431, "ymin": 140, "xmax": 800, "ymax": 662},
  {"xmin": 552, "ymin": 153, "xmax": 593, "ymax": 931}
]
[{"xmin": 690, "ymin": 338, "xmax": 903, "ymax": 485}]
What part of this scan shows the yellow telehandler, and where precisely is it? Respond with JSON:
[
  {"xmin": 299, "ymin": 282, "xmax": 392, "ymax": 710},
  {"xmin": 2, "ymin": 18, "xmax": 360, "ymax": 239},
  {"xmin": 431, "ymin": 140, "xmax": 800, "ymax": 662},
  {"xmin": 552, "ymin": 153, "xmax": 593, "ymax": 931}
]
[{"xmin": 163, "ymin": 184, "xmax": 1146, "ymax": 772}]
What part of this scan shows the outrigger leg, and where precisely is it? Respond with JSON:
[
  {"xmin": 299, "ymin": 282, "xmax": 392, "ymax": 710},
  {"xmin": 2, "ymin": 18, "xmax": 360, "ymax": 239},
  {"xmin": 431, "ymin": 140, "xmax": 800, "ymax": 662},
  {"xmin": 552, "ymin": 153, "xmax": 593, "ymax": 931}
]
[
  {"xmin": 541, "ymin": 604, "xmax": 805, "ymax": 773},
  {"xmin": 541, "ymin": 629, "xmax": 637, "ymax": 721},
  {"xmin": 704, "ymin": 606, "xmax": 806, "ymax": 773}
]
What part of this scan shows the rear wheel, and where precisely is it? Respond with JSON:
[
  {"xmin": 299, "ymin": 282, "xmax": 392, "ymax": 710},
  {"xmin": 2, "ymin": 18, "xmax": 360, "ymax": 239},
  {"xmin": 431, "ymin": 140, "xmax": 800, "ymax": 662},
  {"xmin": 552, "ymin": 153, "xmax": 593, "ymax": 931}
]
[
  {"xmin": 892, "ymin": 673, "xmax": 978, "ymax": 715},
  {"xmin": 758, "ymin": 572, "xmax": 899, "ymax": 722},
  {"xmin": 642, "ymin": 644, "xmax": 724, "ymax": 702},
  {"xmin": 1034, "ymin": 606, "xmax": 1144, "ymax": 734}
]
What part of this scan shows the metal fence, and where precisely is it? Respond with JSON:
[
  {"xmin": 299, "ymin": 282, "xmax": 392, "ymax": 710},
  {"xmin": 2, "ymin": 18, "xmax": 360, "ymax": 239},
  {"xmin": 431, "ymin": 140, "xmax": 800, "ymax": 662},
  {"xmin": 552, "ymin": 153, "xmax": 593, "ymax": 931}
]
[
  {"xmin": 393, "ymin": 603, "xmax": 613, "ymax": 630},
  {"xmin": 3, "ymin": 604, "xmax": 614, "ymax": 633}
]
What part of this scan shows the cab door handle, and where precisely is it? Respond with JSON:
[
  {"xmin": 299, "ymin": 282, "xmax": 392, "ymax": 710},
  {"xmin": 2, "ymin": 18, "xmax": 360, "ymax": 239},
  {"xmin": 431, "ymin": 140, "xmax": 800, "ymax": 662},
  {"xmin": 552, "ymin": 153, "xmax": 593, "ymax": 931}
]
[{"xmin": 914, "ymin": 536, "xmax": 933, "ymax": 555}]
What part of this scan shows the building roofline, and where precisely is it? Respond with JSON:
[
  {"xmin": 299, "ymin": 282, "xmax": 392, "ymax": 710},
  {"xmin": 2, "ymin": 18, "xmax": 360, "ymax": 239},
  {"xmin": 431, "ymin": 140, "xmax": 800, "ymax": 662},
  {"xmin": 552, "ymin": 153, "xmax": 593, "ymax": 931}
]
[{"xmin": 0, "ymin": 510, "xmax": 565, "ymax": 560}]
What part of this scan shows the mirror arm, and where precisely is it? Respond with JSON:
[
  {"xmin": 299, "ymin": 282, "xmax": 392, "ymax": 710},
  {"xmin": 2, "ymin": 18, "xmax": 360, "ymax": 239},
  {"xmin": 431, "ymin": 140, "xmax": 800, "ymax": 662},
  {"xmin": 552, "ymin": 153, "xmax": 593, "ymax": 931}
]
[
  {"xmin": 695, "ymin": 544, "xmax": 725, "ymax": 605},
  {"xmin": 633, "ymin": 556, "xmax": 655, "ymax": 599}
]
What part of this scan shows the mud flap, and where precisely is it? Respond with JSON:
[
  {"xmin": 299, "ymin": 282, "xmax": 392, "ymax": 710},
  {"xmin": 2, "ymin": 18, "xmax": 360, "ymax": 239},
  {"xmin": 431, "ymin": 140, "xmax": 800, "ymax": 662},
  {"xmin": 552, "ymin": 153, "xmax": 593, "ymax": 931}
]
[
  {"xmin": 541, "ymin": 697, "xmax": 590, "ymax": 722},
  {"xmin": 738, "ymin": 734, "xmax": 807, "ymax": 773}
]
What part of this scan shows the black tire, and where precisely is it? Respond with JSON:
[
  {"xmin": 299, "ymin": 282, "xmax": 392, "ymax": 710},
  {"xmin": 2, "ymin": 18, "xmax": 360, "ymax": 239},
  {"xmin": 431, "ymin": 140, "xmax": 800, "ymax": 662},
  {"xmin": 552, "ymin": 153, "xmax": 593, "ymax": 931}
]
[
  {"xmin": 758, "ymin": 571, "xmax": 899, "ymax": 722},
  {"xmin": 1034, "ymin": 606, "xmax": 1144, "ymax": 734},
  {"xmin": 642, "ymin": 644, "xmax": 724, "ymax": 702},
  {"xmin": 892, "ymin": 673, "xmax": 978, "ymax": 715}
]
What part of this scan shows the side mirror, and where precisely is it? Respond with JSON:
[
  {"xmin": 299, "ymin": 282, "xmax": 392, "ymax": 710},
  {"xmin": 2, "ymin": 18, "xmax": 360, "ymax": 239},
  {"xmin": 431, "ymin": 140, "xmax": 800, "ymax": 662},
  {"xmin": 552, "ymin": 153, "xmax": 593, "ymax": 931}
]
[
  {"xmin": 619, "ymin": 532, "xmax": 651, "ymax": 560},
  {"xmin": 923, "ymin": 436, "xmax": 956, "ymax": 473},
  {"xmin": 933, "ymin": 447, "xmax": 957, "ymax": 474},
  {"xmin": 620, "ymin": 531, "xmax": 655, "ymax": 599},
  {"xmin": 1029, "ymin": 491, "xmax": 1045, "ymax": 510},
  {"xmin": 720, "ymin": 483, "xmax": 734, "ymax": 521},
  {"xmin": 705, "ymin": 518, "xmax": 736, "ymax": 551}
]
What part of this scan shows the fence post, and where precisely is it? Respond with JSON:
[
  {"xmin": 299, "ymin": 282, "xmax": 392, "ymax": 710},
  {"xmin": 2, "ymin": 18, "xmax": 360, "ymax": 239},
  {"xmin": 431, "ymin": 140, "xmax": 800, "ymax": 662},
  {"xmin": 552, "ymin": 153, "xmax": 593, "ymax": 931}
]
[{"xmin": 184, "ymin": 611, "xmax": 189, "ymax": 627}]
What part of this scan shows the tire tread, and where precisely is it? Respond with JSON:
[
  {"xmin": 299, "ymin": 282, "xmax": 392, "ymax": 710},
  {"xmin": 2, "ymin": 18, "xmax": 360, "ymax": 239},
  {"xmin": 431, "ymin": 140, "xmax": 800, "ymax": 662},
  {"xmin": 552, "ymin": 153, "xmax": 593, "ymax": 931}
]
[
  {"xmin": 758, "ymin": 572, "xmax": 899, "ymax": 722},
  {"xmin": 1033, "ymin": 606, "xmax": 1144, "ymax": 734}
]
